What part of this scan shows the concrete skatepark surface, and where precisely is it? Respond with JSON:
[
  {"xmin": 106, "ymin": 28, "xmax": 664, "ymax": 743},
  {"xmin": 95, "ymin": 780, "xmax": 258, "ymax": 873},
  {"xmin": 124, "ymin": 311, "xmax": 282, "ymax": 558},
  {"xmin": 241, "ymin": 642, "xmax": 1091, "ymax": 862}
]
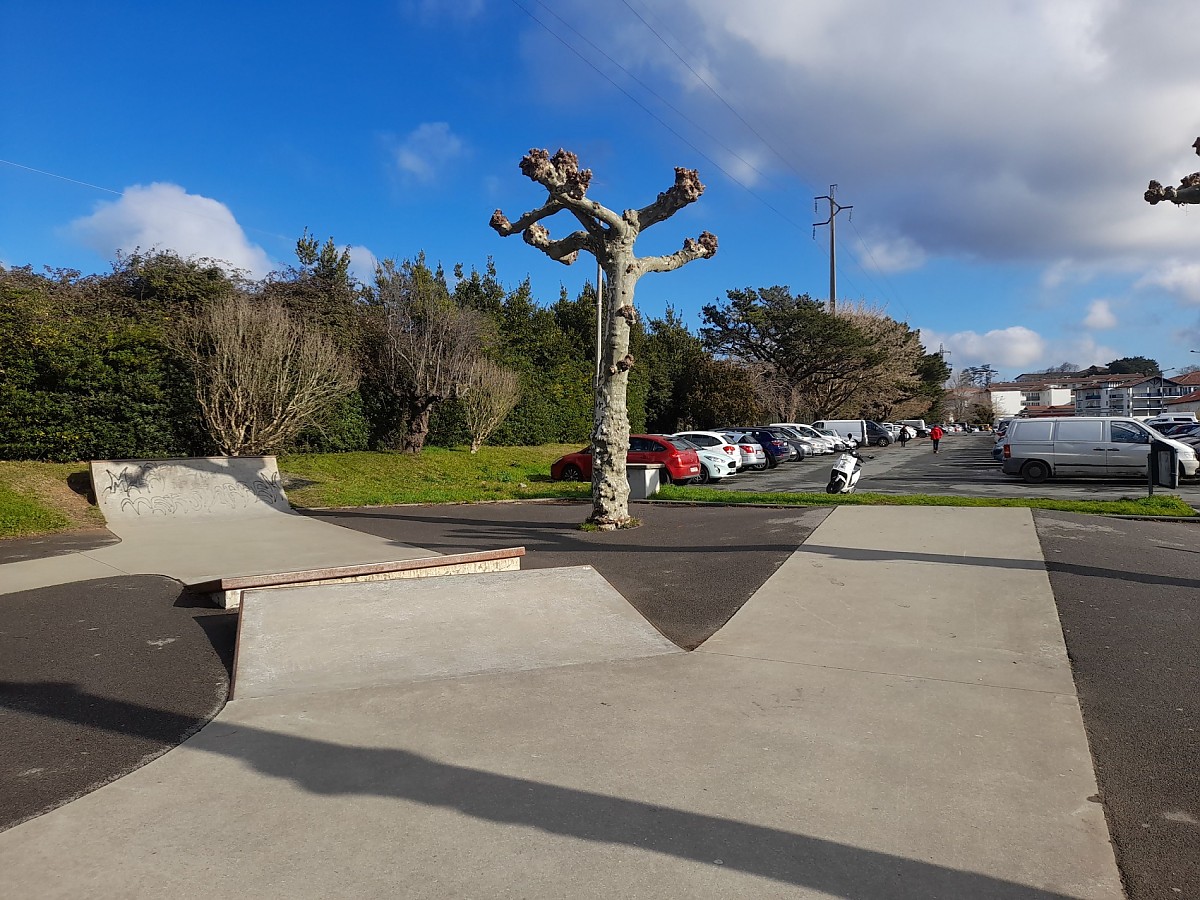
[{"xmin": 0, "ymin": 501, "xmax": 1131, "ymax": 899}]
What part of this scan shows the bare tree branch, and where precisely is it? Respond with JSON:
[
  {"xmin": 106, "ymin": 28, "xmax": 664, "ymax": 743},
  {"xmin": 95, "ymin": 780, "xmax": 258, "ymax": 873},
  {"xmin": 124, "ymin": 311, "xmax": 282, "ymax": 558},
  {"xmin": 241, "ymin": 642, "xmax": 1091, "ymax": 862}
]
[
  {"xmin": 514, "ymin": 148, "xmax": 626, "ymax": 231},
  {"xmin": 635, "ymin": 231, "xmax": 718, "ymax": 275},
  {"xmin": 489, "ymin": 202, "xmax": 562, "ymax": 237},
  {"xmin": 1144, "ymin": 137, "xmax": 1200, "ymax": 205},
  {"xmin": 522, "ymin": 224, "xmax": 590, "ymax": 265},
  {"xmin": 631, "ymin": 167, "xmax": 707, "ymax": 230}
]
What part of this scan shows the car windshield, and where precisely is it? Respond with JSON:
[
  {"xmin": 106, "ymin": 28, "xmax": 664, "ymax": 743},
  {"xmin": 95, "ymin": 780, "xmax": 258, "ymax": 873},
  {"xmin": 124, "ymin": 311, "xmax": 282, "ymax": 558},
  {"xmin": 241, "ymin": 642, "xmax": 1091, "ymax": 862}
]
[{"xmin": 666, "ymin": 436, "xmax": 697, "ymax": 450}]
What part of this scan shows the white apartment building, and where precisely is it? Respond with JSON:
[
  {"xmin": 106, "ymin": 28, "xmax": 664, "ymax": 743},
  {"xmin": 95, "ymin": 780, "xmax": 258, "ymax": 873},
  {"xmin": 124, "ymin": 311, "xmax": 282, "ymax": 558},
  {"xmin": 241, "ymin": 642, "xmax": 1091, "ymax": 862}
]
[
  {"xmin": 1073, "ymin": 374, "xmax": 1192, "ymax": 418},
  {"xmin": 988, "ymin": 380, "xmax": 1075, "ymax": 417}
]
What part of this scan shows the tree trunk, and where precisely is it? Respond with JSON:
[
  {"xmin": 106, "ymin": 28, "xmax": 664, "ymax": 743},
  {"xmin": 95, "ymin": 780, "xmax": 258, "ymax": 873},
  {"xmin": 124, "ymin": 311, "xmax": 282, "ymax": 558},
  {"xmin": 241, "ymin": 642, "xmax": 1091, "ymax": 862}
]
[
  {"xmin": 400, "ymin": 400, "xmax": 435, "ymax": 454},
  {"xmin": 590, "ymin": 251, "xmax": 635, "ymax": 528}
]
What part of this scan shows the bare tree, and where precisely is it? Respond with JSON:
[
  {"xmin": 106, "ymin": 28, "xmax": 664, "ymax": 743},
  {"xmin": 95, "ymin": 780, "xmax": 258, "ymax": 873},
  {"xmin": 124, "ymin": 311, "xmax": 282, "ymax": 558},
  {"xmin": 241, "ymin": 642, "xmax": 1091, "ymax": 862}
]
[
  {"xmin": 491, "ymin": 149, "xmax": 716, "ymax": 528},
  {"xmin": 1145, "ymin": 137, "xmax": 1200, "ymax": 205},
  {"xmin": 368, "ymin": 259, "xmax": 488, "ymax": 454},
  {"xmin": 176, "ymin": 295, "xmax": 358, "ymax": 456},
  {"xmin": 755, "ymin": 367, "xmax": 806, "ymax": 422},
  {"xmin": 795, "ymin": 300, "xmax": 923, "ymax": 419},
  {"xmin": 462, "ymin": 358, "xmax": 522, "ymax": 453}
]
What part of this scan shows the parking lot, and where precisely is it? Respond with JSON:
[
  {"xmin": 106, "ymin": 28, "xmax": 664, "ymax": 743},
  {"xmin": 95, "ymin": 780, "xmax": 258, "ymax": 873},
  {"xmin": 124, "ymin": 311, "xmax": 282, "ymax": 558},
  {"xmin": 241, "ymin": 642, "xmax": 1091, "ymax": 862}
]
[{"xmin": 708, "ymin": 432, "xmax": 1200, "ymax": 505}]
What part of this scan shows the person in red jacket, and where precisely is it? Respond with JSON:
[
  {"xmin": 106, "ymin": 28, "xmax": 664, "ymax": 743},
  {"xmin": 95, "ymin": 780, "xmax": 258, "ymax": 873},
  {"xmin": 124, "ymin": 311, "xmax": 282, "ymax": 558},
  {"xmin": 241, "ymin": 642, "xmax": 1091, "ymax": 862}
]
[{"xmin": 929, "ymin": 424, "xmax": 944, "ymax": 453}]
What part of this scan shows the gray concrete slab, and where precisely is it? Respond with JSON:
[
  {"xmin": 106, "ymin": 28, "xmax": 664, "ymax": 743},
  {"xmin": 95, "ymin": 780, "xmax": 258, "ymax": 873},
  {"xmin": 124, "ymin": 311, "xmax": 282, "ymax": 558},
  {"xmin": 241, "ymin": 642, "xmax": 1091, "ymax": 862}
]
[
  {"xmin": 0, "ymin": 512, "xmax": 436, "ymax": 594},
  {"xmin": 0, "ymin": 505, "xmax": 1123, "ymax": 898},
  {"xmin": 700, "ymin": 507, "xmax": 1076, "ymax": 693},
  {"xmin": 231, "ymin": 566, "xmax": 681, "ymax": 700}
]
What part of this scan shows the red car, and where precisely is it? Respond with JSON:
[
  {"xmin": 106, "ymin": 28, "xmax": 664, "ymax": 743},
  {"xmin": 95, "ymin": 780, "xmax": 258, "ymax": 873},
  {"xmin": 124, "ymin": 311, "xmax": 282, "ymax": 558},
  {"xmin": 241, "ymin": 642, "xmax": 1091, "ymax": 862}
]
[{"xmin": 551, "ymin": 434, "xmax": 702, "ymax": 485}]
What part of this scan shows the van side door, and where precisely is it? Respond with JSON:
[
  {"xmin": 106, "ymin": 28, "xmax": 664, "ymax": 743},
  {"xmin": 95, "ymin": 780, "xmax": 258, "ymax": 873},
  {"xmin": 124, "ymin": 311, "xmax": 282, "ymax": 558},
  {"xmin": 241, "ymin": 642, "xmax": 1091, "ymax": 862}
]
[
  {"xmin": 1051, "ymin": 419, "xmax": 1106, "ymax": 476},
  {"xmin": 1107, "ymin": 420, "xmax": 1151, "ymax": 478}
]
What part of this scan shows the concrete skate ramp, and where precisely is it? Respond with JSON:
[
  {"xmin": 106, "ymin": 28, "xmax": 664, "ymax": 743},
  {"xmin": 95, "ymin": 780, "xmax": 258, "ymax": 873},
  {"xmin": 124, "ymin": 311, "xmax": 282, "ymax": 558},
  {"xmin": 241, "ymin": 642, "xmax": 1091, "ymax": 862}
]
[
  {"xmin": 0, "ymin": 456, "xmax": 441, "ymax": 592},
  {"xmin": 231, "ymin": 565, "xmax": 681, "ymax": 700},
  {"xmin": 90, "ymin": 456, "xmax": 291, "ymax": 523}
]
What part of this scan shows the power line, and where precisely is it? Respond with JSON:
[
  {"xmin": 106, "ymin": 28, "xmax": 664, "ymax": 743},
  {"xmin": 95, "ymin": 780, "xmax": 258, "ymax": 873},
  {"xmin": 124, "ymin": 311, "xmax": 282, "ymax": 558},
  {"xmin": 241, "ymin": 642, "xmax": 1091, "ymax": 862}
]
[
  {"xmin": 0, "ymin": 157, "xmax": 294, "ymax": 245},
  {"xmin": 506, "ymin": 0, "xmax": 807, "ymax": 232},
  {"xmin": 615, "ymin": 0, "xmax": 909, "ymax": 312}
]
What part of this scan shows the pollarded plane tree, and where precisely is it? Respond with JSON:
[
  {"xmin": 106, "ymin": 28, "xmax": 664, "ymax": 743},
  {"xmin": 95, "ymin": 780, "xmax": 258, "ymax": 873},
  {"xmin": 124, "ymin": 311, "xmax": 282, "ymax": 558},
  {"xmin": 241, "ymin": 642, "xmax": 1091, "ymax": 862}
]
[
  {"xmin": 491, "ymin": 149, "xmax": 717, "ymax": 529},
  {"xmin": 1144, "ymin": 137, "xmax": 1200, "ymax": 205}
]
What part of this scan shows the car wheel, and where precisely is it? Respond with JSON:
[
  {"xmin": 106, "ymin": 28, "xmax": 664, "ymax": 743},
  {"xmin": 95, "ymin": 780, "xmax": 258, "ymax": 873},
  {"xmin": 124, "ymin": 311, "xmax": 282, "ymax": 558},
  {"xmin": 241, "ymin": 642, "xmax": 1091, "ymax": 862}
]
[
  {"xmin": 1021, "ymin": 460, "xmax": 1050, "ymax": 484},
  {"xmin": 560, "ymin": 464, "xmax": 583, "ymax": 482},
  {"xmin": 874, "ymin": 436, "xmax": 890, "ymax": 447},
  {"xmin": 750, "ymin": 460, "xmax": 769, "ymax": 471},
  {"xmin": 696, "ymin": 465, "xmax": 712, "ymax": 485},
  {"xmin": 766, "ymin": 454, "xmax": 779, "ymax": 469}
]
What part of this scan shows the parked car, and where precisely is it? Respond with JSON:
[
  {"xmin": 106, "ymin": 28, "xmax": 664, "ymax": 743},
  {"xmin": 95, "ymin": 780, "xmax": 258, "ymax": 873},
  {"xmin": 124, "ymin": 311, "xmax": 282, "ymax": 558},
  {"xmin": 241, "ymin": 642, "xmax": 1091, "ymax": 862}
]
[
  {"xmin": 667, "ymin": 435, "xmax": 738, "ymax": 484},
  {"xmin": 771, "ymin": 422, "xmax": 836, "ymax": 454},
  {"xmin": 671, "ymin": 431, "xmax": 742, "ymax": 469},
  {"xmin": 719, "ymin": 432, "xmax": 770, "ymax": 471},
  {"xmin": 815, "ymin": 428, "xmax": 855, "ymax": 450},
  {"xmin": 550, "ymin": 434, "xmax": 702, "ymax": 484},
  {"xmin": 722, "ymin": 427, "xmax": 792, "ymax": 468},
  {"xmin": 758, "ymin": 425, "xmax": 815, "ymax": 460}
]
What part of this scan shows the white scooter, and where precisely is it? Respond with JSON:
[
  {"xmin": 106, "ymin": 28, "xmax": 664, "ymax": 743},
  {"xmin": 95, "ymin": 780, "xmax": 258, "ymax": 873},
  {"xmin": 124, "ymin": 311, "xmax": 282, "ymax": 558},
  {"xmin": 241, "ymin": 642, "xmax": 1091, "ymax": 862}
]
[{"xmin": 826, "ymin": 449, "xmax": 873, "ymax": 494}]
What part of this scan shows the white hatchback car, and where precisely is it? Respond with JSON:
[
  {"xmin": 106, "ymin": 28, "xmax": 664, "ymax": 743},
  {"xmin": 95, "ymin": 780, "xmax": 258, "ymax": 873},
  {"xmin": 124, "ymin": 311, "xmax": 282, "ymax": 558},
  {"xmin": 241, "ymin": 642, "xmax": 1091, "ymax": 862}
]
[{"xmin": 672, "ymin": 431, "xmax": 744, "ymax": 472}]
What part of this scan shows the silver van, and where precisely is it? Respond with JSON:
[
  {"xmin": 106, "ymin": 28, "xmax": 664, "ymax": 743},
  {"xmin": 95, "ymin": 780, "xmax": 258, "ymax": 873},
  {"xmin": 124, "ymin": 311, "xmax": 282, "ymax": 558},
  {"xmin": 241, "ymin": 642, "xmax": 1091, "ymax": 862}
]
[{"xmin": 1000, "ymin": 416, "xmax": 1199, "ymax": 483}]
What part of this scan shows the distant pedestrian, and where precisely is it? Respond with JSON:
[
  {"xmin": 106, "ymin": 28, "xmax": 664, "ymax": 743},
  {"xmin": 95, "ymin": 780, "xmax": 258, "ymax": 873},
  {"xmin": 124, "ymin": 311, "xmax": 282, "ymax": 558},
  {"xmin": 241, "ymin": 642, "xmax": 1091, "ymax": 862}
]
[
  {"xmin": 897, "ymin": 426, "xmax": 910, "ymax": 447},
  {"xmin": 930, "ymin": 424, "xmax": 944, "ymax": 453}
]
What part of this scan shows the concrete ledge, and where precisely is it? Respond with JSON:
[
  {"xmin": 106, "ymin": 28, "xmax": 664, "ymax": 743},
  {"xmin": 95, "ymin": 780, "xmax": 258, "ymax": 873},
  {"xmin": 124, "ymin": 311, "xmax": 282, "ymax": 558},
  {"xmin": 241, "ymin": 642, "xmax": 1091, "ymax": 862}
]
[
  {"xmin": 627, "ymin": 463, "xmax": 665, "ymax": 499},
  {"xmin": 229, "ymin": 565, "xmax": 679, "ymax": 700},
  {"xmin": 189, "ymin": 547, "xmax": 526, "ymax": 609}
]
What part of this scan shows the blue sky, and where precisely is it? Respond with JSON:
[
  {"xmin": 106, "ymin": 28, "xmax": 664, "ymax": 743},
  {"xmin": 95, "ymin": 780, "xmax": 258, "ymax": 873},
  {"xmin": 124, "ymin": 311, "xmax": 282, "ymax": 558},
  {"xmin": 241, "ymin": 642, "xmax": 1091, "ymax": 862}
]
[{"xmin": 4, "ymin": 0, "xmax": 1200, "ymax": 379}]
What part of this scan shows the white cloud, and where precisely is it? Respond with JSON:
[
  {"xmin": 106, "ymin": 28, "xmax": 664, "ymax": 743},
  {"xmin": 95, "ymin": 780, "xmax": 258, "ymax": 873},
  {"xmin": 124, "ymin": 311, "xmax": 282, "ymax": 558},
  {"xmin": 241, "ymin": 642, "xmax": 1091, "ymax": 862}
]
[
  {"xmin": 1136, "ymin": 261, "xmax": 1200, "ymax": 305},
  {"xmin": 346, "ymin": 245, "xmax": 379, "ymax": 285},
  {"xmin": 853, "ymin": 232, "xmax": 927, "ymax": 274},
  {"xmin": 69, "ymin": 183, "xmax": 272, "ymax": 277},
  {"xmin": 920, "ymin": 324, "xmax": 1121, "ymax": 375},
  {"xmin": 1083, "ymin": 299, "xmax": 1117, "ymax": 329},
  {"xmin": 393, "ymin": 122, "xmax": 467, "ymax": 185},
  {"xmin": 719, "ymin": 146, "xmax": 770, "ymax": 189},
  {"xmin": 562, "ymin": 0, "xmax": 1200, "ymax": 267},
  {"xmin": 920, "ymin": 325, "xmax": 1046, "ymax": 370}
]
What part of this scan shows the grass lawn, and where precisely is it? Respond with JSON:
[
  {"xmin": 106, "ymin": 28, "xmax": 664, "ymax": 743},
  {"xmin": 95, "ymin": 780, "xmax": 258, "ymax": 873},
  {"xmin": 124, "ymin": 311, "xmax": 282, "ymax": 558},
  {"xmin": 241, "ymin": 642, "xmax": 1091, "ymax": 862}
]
[{"xmin": 0, "ymin": 446, "xmax": 1194, "ymax": 540}]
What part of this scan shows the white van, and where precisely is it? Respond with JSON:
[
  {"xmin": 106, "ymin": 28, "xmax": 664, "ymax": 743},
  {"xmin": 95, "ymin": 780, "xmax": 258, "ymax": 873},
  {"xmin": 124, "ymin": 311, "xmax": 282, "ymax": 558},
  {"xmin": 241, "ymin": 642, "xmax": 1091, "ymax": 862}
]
[
  {"xmin": 812, "ymin": 419, "xmax": 893, "ymax": 447},
  {"xmin": 1000, "ymin": 416, "xmax": 1198, "ymax": 483}
]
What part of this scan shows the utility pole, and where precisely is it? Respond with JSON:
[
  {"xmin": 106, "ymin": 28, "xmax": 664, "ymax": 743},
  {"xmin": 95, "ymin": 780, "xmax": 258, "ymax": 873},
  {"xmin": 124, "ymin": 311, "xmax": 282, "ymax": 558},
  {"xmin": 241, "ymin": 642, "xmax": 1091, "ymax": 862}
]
[{"xmin": 813, "ymin": 185, "xmax": 852, "ymax": 314}]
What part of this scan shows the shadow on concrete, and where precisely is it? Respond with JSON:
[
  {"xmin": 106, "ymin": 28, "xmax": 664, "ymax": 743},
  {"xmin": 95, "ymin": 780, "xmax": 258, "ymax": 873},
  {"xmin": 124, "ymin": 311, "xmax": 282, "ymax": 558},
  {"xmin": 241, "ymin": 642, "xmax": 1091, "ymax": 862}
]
[
  {"xmin": 795, "ymin": 544, "xmax": 1200, "ymax": 589},
  {"xmin": 3, "ymin": 683, "xmax": 1082, "ymax": 900}
]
